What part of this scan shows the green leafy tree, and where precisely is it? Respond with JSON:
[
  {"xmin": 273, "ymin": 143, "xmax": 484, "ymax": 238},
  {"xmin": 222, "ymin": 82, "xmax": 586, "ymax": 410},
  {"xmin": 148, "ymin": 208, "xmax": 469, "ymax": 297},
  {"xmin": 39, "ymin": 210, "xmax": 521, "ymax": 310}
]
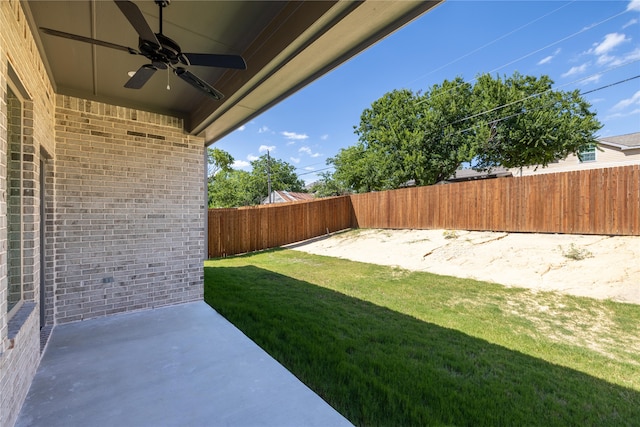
[
  {"xmin": 208, "ymin": 153, "xmax": 305, "ymax": 207},
  {"xmin": 208, "ymin": 169, "xmax": 253, "ymax": 208},
  {"xmin": 329, "ymin": 143, "xmax": 380, "ymax": 193},
  {"xmin": 207, "ymin": 148, "xmax": 237, "ymax": 207},
  {"xmin": 248, "ymin": 154, "xmax": 306, "ymax": 204},
  {"xmin": 308, "ymin": 171, "xmax": 351, "ymax": 197},
  {"xmin": 330, "ymin": 72, "xmax": 601, "ymax": 192},
  {"xmin": 468, "ymin": 72, "xmax": 601, "ymax": 170},
  {"xmin": 207, "ymin": 147, "xmax": 234, "ymax": 177}
]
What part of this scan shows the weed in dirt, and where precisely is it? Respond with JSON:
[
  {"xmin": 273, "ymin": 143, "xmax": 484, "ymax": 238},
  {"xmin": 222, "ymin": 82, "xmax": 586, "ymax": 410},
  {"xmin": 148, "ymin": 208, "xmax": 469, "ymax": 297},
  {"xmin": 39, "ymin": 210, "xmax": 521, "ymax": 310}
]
[
  {"xmin": 561, "ymin": 243, "xmax": 593, "ymax": 261},
  {"xmin": 443, "ymin": 230, "xmax": 459, "ymax": 239}
]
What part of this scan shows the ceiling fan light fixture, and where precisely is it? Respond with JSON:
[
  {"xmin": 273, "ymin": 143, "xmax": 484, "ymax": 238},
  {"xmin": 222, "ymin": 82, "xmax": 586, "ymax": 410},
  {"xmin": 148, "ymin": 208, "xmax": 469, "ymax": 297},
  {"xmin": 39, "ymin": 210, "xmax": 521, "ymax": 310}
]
[{"xmin": 40, "ymin": 0, "xmax": 245, "ymax": 99}]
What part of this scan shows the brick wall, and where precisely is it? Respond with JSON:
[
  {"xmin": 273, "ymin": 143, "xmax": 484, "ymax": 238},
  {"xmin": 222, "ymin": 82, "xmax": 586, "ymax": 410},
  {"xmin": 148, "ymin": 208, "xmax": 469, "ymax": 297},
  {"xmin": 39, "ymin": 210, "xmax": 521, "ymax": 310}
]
[
  {"xmin": 2, "ymin": 1, "xmax": 208, "ymax": 424},
  {"xmin": 53, "ymin": 95, "xmax": 206, "ymax": 323},
  {"xmin": 0, "ymin": 303, "xmax": 39, "ymax": 427},
  {"xmin": 1, "ymin": 0, "xmax": 56, "ymax": 425}
]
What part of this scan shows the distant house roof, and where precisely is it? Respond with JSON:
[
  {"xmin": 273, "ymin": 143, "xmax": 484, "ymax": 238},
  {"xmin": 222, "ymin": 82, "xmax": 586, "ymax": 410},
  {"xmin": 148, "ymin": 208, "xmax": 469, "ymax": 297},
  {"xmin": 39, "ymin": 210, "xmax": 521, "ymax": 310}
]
[
  {"xmin": 262, "ymin": 191, "xmax": 315, "ymax": 204},
  {"xmin": 598, "ymin": 132, "xmax": 640, "ymax": 151},
  {"xmin": 440, "ymin": 167, "xmax": 512, "ymax": 184}
]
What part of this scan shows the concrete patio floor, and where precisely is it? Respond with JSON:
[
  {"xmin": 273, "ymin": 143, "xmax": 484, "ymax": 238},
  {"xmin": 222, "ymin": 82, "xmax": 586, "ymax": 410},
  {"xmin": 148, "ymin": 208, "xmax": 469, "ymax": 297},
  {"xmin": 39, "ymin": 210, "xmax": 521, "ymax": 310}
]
[{"xmin": 16, "ymin": 301, "xmax": 352, "ymax": 427}]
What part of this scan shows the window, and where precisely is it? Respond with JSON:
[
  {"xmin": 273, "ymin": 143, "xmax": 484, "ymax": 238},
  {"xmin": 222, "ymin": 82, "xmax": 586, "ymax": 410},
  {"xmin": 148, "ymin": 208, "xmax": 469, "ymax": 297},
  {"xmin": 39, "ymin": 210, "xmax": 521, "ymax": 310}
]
[
  {"xmin": 579, "ymin": 143, "xmax": 596, "ymax": 163},
  {"xmin": 6, "ymin": 83, "xmax": 23, "ymax": 317}
]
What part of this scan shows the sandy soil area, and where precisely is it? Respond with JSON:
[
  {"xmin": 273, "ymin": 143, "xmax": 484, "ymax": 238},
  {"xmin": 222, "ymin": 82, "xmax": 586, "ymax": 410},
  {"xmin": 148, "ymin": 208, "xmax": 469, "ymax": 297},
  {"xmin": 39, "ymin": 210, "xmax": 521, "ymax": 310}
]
[{"xmin": 288, "ymin": 229, "xmax": 640, "ymax": 305}]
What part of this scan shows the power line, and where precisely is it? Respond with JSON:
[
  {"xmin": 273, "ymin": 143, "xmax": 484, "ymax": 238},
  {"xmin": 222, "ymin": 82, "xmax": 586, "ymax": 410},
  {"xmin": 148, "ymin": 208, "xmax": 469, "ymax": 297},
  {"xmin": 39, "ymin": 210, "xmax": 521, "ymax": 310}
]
[
  {"xmin": 486, "ymin": 9, "xmax": 627, "ymax": 77},
  {"xmin": 297, "ymin": 166, "xmax": 333, "ymax": 177},
  {"xmin": 451, "ymin": 59, "xmax": 640, "ymax": 127},
  {"xmin": 452, "ymin": 74, "xmax": 640, "ymax": 137},
  {"xmin": 407, "ymin": 5, "xmax": 629, "ymax": 111},
  {"xmin": 408, "ymin": 0, "xmax": 577, "ymax": 86},
  {"xmin": 294, "ymin": 161, "xmax": 325, "ymax": 171},
  {"xmin": 306, "ymin": 72, "xmax": 638, "ymax": 178},
  {"xmin": 581, "ymin": 74, "xmax": 640, "ymax": 95}
]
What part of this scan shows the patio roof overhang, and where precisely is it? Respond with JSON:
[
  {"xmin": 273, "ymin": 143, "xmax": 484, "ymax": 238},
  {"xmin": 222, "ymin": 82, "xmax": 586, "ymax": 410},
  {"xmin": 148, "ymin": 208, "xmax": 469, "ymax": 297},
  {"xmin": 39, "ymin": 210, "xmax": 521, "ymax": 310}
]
[{"xmin": 23, "ymin": 0, "xmax": 443, "ymax": 145}]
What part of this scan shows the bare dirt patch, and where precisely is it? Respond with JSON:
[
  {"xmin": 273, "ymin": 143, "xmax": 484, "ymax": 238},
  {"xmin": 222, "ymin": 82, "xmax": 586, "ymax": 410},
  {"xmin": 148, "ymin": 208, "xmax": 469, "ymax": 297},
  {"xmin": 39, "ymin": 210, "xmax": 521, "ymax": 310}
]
[{"xmin": 288, "ymin": 229, "xmax": 640, "ymax": 305}]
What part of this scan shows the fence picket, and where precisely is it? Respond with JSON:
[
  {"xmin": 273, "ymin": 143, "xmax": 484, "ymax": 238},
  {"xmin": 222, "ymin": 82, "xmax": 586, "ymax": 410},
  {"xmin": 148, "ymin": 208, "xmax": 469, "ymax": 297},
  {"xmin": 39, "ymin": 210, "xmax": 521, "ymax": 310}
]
[{"xmin": 208, "ymin": 166, "xmax": 640, "ymax": 258}]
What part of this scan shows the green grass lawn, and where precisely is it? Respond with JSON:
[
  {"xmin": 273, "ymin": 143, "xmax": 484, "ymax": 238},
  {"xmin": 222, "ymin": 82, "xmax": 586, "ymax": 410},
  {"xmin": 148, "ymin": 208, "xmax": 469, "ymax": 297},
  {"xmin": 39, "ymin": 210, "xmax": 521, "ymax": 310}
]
[{"xmin": 204, "ymin": 249, "xmax": 640, "ymax": 426}]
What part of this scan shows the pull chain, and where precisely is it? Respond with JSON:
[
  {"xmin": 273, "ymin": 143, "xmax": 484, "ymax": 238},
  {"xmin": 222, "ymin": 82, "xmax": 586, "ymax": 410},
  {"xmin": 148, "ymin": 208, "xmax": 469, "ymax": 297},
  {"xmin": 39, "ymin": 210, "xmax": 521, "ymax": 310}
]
[{"xmin": 167, "ymin": 67, "xmax": 170, "ymax": 90}]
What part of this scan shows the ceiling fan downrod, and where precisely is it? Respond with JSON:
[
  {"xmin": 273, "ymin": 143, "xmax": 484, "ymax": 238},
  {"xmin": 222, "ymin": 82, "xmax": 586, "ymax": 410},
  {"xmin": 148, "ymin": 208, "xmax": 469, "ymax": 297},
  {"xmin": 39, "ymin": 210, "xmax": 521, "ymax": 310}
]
[
  {"xmin": 39, "ymin": 0, "xmax": 244, "ymax": 100},
  {"xmin": 155, "ymin": 0, "xmax": 170, "ymax": 35}
]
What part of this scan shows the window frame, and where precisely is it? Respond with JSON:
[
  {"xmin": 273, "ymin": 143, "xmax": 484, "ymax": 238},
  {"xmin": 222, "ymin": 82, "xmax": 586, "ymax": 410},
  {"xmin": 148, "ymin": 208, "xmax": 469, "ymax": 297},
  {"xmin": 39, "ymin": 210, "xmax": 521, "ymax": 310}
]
[
  {"xmin": 6, "ymin": 78, "xmax": 24, "ymax": 320},
  {"xmin": 578, "ymin": 143, "xmax": 597, "ymax": 163}
]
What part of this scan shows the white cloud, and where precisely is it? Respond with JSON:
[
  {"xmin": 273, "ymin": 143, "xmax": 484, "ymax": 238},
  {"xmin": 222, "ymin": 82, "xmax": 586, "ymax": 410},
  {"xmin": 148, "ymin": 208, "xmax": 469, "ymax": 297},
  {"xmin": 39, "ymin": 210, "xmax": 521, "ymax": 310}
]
[
  {"xmin": 247, "ymin": 154, "xmax": 259, "ymax": 161},
  {"xmin": 232, "ymin": 160, "xmax": 250, "ymax": 169},
  {"xmin": 623, "ymin": 18, "xmax": 638, "ymax": 29},
  {"xmin": 304, "ymin": 166, "xmax": 315, "ymax": 171},
  {"xmin": 580, "ymin": 74, "xmax": 602, "ymax": 85},
  {"xmin": 592, "ymin": 33, "xmax": 629, "ymax": 55},
  {"xmin": 258, "ymin": 126, "xmax": 270, "ymax": 134},
  {"xmin": 561, "ymin": 63, "xmax": 588, "ymax": 77},
  {"xmin": 627, "ymin": 0, "xmax": 640, "ymax": 12},
  {"xmin": 259, "ymin": 145, "xmax": 276, "ymax": 153},
  {"xmin": 236, "ymin": 125, "xmax": 246, "ymax": 132},
  {"xmin": 320, "ymin": 134, "xmax": 329, "ymax": 141},
  {"xmin": 596, "ymin": 53, "xmax": 614, "ymax": 66},
  {"xmin": 607, "ymin": 47, "xmax": 640, "ymax": 66},
  {"xmin": 298, "ymin": 146, "xmax": 323, "ymax": 158},
  {"xmin": 605, "ymin": 108, "xmax": 640, "ymax": 120},
  {"xmin": 611, "ymin": 90, "xmax": 640, "ymax": 111},
  {"xmin": 538, "ymin": 55, "xmax": 553, "ymax": 65},
  {"xmin": 281, "ymin": 131, "xmax": 309, "ymax": 141},
  {"xmin": 290, "ymin": 157, "xmax": 301, "ymax": 164},
  {"xmin": 537, "ymin": 48, "xmax": 561, "ymax": 65}
]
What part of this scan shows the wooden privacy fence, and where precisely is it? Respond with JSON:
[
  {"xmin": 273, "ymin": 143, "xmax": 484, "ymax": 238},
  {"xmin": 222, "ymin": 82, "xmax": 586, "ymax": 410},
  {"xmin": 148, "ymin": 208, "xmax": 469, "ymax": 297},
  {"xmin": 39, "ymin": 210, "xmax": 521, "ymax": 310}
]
[
  {"xmin": 350, "ymin": 165, "xmax": 639, "ymax": 235},
  {"xmin": 208, "ymin": 196, "xmax": 353, "ymax": 258},
  {"xmin": 208, "ymin": 165, "xmax": 639, "ymax": 258}
]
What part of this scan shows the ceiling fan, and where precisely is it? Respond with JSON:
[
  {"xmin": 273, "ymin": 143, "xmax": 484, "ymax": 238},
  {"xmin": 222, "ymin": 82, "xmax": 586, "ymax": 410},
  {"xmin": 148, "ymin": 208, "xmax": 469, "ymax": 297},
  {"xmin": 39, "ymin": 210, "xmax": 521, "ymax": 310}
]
[{"xmin": 40, "ymin": 0, "xmax": 246, "ymax": 100}]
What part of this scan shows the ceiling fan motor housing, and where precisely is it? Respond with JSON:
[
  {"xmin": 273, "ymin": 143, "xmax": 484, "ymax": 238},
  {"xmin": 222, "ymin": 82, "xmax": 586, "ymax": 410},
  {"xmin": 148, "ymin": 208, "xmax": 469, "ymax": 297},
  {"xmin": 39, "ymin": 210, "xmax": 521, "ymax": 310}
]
[
  {"xmin": 139, "ymin": 33, "xmax": 187, "ymax": 67},
  {"xmin": 40, "ymin": 0, "xmax": 244, "ymax": 99}
]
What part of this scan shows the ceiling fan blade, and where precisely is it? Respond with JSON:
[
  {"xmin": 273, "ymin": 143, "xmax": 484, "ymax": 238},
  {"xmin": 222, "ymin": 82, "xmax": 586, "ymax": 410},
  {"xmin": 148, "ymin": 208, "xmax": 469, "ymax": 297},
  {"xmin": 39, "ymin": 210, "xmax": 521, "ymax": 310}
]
[
  {"xmin": 40, "ymin": 27, "xmax": 135, "ymax": 53},
  {"xmin": 182, "ymin": 53, "xmax": 247, "ymax": 70},
  {"xmin": 114, "ymin": 0, "xmax": 160, "ymax": 47},
  {"xmin": 124, "ymin": 64, "xmax": 157, "ymax": 89},
  {"xmin": 175, "ymin": 68, "xmax": 224, "ymax": 100}
]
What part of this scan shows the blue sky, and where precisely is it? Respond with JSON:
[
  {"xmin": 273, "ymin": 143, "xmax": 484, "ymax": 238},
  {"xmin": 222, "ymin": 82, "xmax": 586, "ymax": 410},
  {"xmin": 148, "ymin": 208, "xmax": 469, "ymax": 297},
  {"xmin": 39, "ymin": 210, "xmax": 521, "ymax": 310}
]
[{"xmin": 213, "ymin": 0, "xmax": 640, "ymax": 184}]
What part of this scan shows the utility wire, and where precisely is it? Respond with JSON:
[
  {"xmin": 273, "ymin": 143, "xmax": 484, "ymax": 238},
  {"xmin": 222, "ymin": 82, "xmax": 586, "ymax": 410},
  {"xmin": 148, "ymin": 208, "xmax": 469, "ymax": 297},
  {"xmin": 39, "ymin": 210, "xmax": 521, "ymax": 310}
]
[
  {"xmin": 408, "ymin": 0, "xmax": 577, "ymax": 86},
  {"xmin": 306, "ymin": 73, "xmax": 638, "ymax": 179},
  {"xmin": 450, "ymin": 58, "xmax": 640, "ymax": 127},
  {"xmin": 486, "ymin": 10, "xmax": 628, "ymax": 77},
  {"xmin": 294, "ymin": 161, "xmax": 325, "ymax": 171},
  {"xmin": 581, "ymin": 74, "xmax": 640, "ymax": 95},
  {"xmin": 408, "ymin": 6, "xmax": 629, "ymax": 108},
  {"xmin": 297, "ymin": 166, "xmax": 333, "ymax": 177},
  {"xmin": 452, "ymin": 74, "xmax": 640, "ymax": 137}
]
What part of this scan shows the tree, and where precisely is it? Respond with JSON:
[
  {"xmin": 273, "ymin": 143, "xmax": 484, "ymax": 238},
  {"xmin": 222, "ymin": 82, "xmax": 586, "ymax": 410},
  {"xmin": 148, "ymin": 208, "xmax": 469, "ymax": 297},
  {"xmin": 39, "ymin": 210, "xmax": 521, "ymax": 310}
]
[
  {"xmin": 207, "ymin": 147, "xmax": 234, "ymax": 177},
  {"xmin": 208, "ymin": 169, "xmax": 254, "ymax": 208},
  {"xmin": 468, "ymin": 72, "xmax": 601, "ymax": 170},
  {"xmin": 208, "ymin": 153, "xmax": 305, "ymax": 207},
  {"xmin": 248, "ymin": 154, "xmax": 306, "ymax": 204},
  {"xmin": 308, "ymin": 171, "xmax": 351, "ymax": 198},
  {"xmin": 207, "ymin": 148, "xmax": 237, "ymax": 207},
  {"xmin": 330, "ymin": 72, "xmax": 601, "ymax": 192}
]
